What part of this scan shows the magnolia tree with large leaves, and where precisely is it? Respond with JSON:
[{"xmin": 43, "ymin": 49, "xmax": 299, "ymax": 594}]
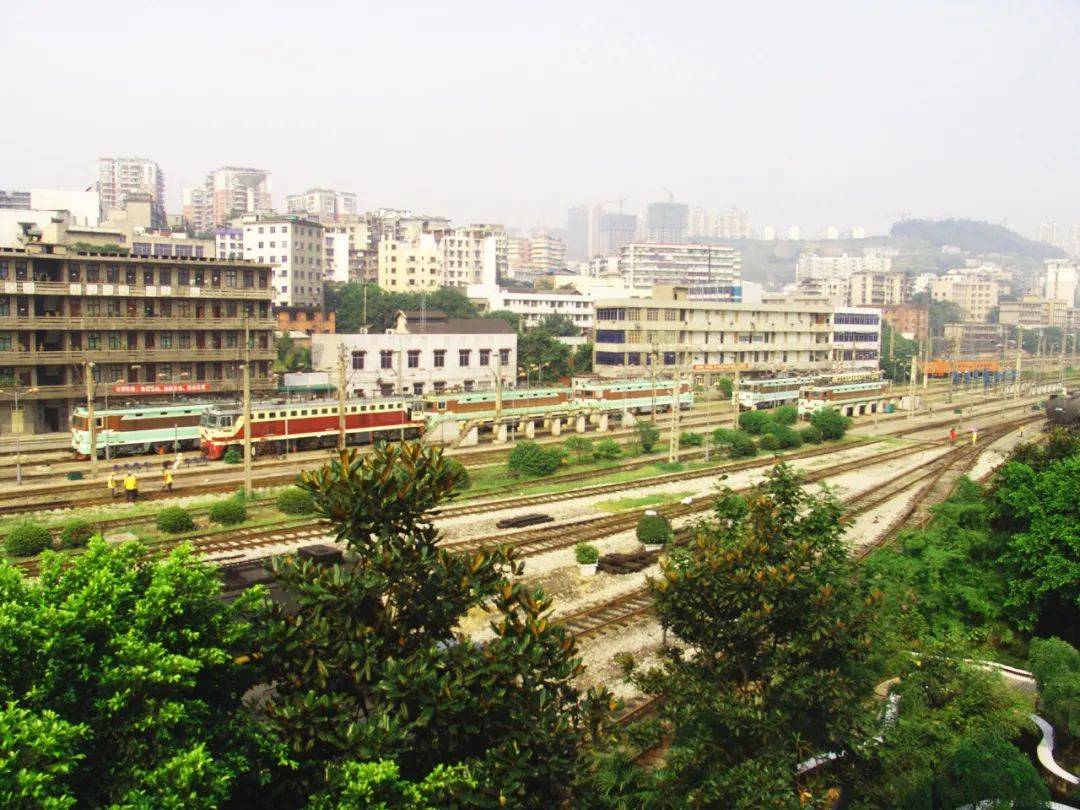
[
  {"xmin": 626, "ymin": 464, "xmax": 881, "ymax": 807},
  {"xmin": 254, "ymin": 443, "xmax": 613, "ymax": 808},
  {"xmin": 0, "ymin": 540, "xmax": 280, "ymax": 808}
]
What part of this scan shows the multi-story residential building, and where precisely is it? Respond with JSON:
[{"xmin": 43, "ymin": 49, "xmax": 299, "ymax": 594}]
[
  {"xmin": 470, "ymin": 286, "xmax": 594, "ymax": 332},
  {"xmin": 592, "ymin": 285, "xmax": 880, "ymax": 376},
  {"xmin": 0, "ymin": 190, "xmax": 31, "ymax": 210},
  {"xmin": 1042, "ymin": 259, "xmax": 1079, "ymax": 307},
  {"xmin": 594, "ymin": 213, "xmax": 637, "ymax": 258},
  {"xmin": 275, "ymin": 306, "xmax": 335, "ymax": 335},
  {"xmin": 506, "ymin": 236, "xmax": 530, "ymax": 279},
  {"xmin": 438, "ymin": 229, "xmax": 499, "ymax": 288},
  {"xmin": 911, "ymin": 272, "xmax": 938, "ymax": 295},
  {"xmin": 566, "ymin": 205, "xmax": 589, "ymax": 262},
  {"xmin": 285, "ymin": 188, "xmax": 359, "ymax": 221},
  {"xmin": 185, "ymin": 167, "xmax": 272, "ymax": 232},
  {"xmin": 323, "ymin": 230, "xmax": 353, "ymax": 283},
  {"xmin": 527, "ymin": 231, "xmax": 566, "ymax": 277},
  {"xmin": 848, "ymin": 271, "xmax": 910, "ymax": 307},
  {"xmin": 646, "ymin": 201, "xmax": 689, "ymax": 243},
  {"xmin": 942, "ymin": 322, "xmax": 1005, "ymax": 356},
  {"xmin": 928, "ymin": 274, "xmax": 999, "ymax": 322},
  {"xmin": 216, "ymin": 227, "xmax": 244, "ymax": 260},
  {"xmin": 791, "ymin": 275, "xmax": 849, "ymax": 306},
  {"xmin": 0, "ymin": 223, "xmax": 275, "ymax": 434},
  {"xmin": 310, "ymin": 309, "xmax": 516, "ymax": 397},
  {"xmin": 881, "ymin": 304, "xmax": 930, "ymax": 341},
  {"xmin": 96, "ymin": 157, "xmax": 166, "ymax": 228},
  {"xmin": 241, "ymin": 216, "xmax": 324, "ymax": 308},
  {"xmin": 618, "ymin": 243, "xmax": 741, "ymax": 301},
  {"xmin": 998, "ymin": 296, "xmax": 1074, "ymax": 330},
  {"xmin": 377, "ymin": 235, "xmax": 443, "ymax": 292},
  {"xmin": 795, "ymin": 253, "xmax": 892, "ymax": 281}
]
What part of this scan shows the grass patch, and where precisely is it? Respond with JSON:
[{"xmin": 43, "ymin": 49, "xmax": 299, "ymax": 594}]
[{"xmin": 596, "ymin": 491, "xmax": 696, "ymax": 513}]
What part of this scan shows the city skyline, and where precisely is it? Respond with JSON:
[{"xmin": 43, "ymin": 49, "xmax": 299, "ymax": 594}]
[{"xmin": 2, "ymin": 0, "xmax": 1078, "ymax": 236}]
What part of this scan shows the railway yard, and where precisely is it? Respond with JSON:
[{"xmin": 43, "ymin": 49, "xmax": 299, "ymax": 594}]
[{"xmin": 1, "ymin": 380, "xmax": 1067, "ymax": 721}]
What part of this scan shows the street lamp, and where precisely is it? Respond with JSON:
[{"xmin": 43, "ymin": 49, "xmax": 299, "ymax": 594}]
[{"xmin": 0, "ymin": 383, "xmax": 38, "ymax": 485}]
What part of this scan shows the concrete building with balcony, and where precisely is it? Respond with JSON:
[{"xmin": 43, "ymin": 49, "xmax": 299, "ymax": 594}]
[
  {"xmin": 96, "ymin": 157, "xmax": 166, "ymax": 228},
  {"xmin": 0, "ymin": 238, "xmax": 275, "ymax": 434},
  {"xmin": 1042, "ymin": 259, "xmax": 1079, "ymax": 307},
  {"xmin": 468, "ymin": 285, "xmax": 594, "ymax": 332},
  {"xmin": 881, "ymin": 304, "xmax": 930, "ymax": 340},
  {"xmin": 310, "ymin": 309, "xmax": 516, "ymax": 397},
  {"xmin": 942, "ymin": 322, "xmax": 1005, "ymax": 356},
  {"xmin": 285, "ymin": 188, "xmax": 358, "ymax": 221},
  {"xmin": 377, "ymin": 235, "xmax": 443, "ymax": 292},
  {"xmin": 796, "ymin": 253, "xmax": 891, "ymax": 281},
  {"xmin": 185, "ymin": 167, "xmax": 272, "ymax": 231},
  {"xmin": 998, "ymin": 296, "xmax": 1075, "ymax": 329},
  {"xmin": 242, "ymin": 216, "xmax": 324, "ymax": 308},
  {"xmin": 929, "ymin": 274, "xmax": 999, "ymax": 322},
  {"xmin": 592, "ymin": 285, "xmax": 879, "ymax": 377},
  {"xmin": 848, "ymin": 271, "xmax": 910, "ymax": 307},
  {"xmin": 618, "ymin": 243, "xmax": 741, "ymax": 301}
]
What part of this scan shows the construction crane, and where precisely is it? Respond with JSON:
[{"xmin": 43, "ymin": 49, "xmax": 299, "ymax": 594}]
[
  {"xmin": 661, "ymin": 187, "xmax": 674, "ymax": 203},
  {"xmin": 596, "ymin": 197, "xmax": 626, "ymax": 213}
]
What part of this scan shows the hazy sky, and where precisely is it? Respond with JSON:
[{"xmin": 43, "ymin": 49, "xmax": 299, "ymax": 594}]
[{"xmin": 3, "ymin": 0, "xmax": 1078, "ymax": 236}]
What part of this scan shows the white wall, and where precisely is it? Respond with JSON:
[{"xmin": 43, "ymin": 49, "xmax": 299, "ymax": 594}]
[{"xmin": 30, "ymin": 189, "xmax": 100, "ymax": 226}]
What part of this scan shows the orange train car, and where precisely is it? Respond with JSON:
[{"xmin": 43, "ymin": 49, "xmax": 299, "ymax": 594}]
[{"xmin": 923, "ymin": 359, "xmax": 1001, "ymax": 378}]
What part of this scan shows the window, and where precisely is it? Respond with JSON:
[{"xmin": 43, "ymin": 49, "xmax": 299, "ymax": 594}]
[
  {"xmin": 479, "ymin": 349, "xmax": 490, "ymax": 366},
  {"xmin": 500, "ymin": 348, "xmax": 510, "ymax": 366},
  {"xmin": 108, "ymin": 333, "xmax": 121, "ymax": 350},
  {"xmin": 143, "ymin": 270, "xmax": 154, "ymax": 285},
  {"xmin": 380, "ymin": 350, "xmax": 393, "ymax": 369},
  {"xmin": 178, "ymin": 333, "xmax": 191, "ymax": 349},
  {"xmin": 106, "ymin": 300, "xmax": 121, "ymax": 317},
  {"xmin": 87, "ymin": 332, "xmax": 100, "ymax": 350},
  {"xmin": 412, "ymin": 382, "xmax": 424, "ymax": 395},
  {"xmin": 0, "ymin": 334, "xmax": 10, "ymax": 351},
  {"xmin": 86, "ymin": 300, "xmax": 101, "ymax": 317},
  {"xmin": 0, "ymin": 261, "xmax": 6, "ymax": 280},
  {"xmin": 463, "ymin": 379, "xmax": 474, "ymax": 391},
  {"xmin": 178, "ymin": 269, "xmax": 190, "ymax": 286},
  {"xmin": 407, "ymin": 350, "xmax": 420, "ymax": 368},
  {"xmin": 225, "ymin": 270, "xmax": 237, "ymax": 288},
  {"xmin": 351, "ymin": 350, "xmax": 365, "ymax": 370},
  {"xmin": 458, "ymin": 349, "xmax": 470, "ymax": 366},
  {"xmin": 67, "ymin": 263, "xmax": 80, "ymax": 281},
  {"xmin": 433, "ymin": 349, "xmax": 445, "ymax": 368},
  {"xmin": 225, "ymin": 333, "xmax": 238, "ymax": 348},
  {"xmin": 160, "ymin": 333, "xmax": 172, "ymax": 349},
  {"xmin": 0, "ymin": 299, "xmax": 8, "ymax": 316},
  {"xmin": 106, "ymin": 266, "xmax": 119, "ymax": 283}
]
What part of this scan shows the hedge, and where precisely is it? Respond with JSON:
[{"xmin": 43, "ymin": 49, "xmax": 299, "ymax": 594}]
[
  {"xmin": 277, "ymin": 487, "xmax": 316, "ymax": 515},
  {"xmin": 738, "ymin": 410, "xmax": 773, "ymax": 434},
  {"xmin": 59, "ymin": 519, "xmax": 94, "ymax": 549},
  {"xmin": 637, "ymin": 514, "xmax": 672, "ymax": 545},
  {"xmin": 773, "ymin": 405, "xmax": 798, "ymax": 425},
  {"xmin": 209, "ymin": 500, "xmax": 247, "ymax": 526},
  {"xmin": 679, "ymin": 431, "xmax": 704, "ymax": 448},
  {"xmin": 727, "ymin": 430, "xmax": 758, "ymax": 458},
  {"xmin": 508, "ymin": 441, "xmax": 563, "ymax": 477},
  {"xmin": 5, "ymin": 523, "xmax": 52, "ymax": 557},
  {"xmin": 810, "ymin": 407, "xmax": 852, "ymax": 441},
  {"xmin": 574, "ymin": 542, "xmax": 600, "ymax": 565},
  {"xmin": 759, "ymin": 434, "xmax": 781, "ymax": 451},
  {"xmin": 592, "ymin": 438, "xmax": 623, "ymax": 460},
  {"xmin": 445, "ymin": 458, "xmax": 471, "ymax": 490},
  {"xmin": 156, "ymin": 507, "xmax": 195, "ymax": 534},
  {"xmin": 223, "ymin": 447, "xmax": 243, "ymax": 464},
  {"xmin": 800, "ymin": 425, "xmax": 823, "ymax": 444}
]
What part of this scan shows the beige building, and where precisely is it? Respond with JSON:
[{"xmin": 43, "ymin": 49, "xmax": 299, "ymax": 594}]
[
  {"xmin": 998, "ymin": 296, "xmax": 1074, "ymax": 329},
  {"xmin": 848, "ymin": 271, "xmax": 909, "ymax": 307},
  {"xmin": 377, "ymin": 235, "xmax": 443, "ymax": 292},
  {"xmin": 285, "ymin": 188, "xmax": 358, "ymax": 221},
  {"xmin": 795, "ymin": 252, "xmax": 891, "ymax": 281},
  {"xmin": 942, "ymin": 322, "xmax": 1005, "ymax": 356},
  {"xmin": 241, "ymin": 216, "xmax": 324, "ymax": 308},
  {"xmin": 593, "ymin": 285, "xmax": 880, "ymax": 376},
  {"xmin": 929, "ymin": 274, "xmax": 999, "ymax": 322}
]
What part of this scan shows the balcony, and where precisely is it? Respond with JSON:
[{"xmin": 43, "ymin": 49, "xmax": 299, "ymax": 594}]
[
  {"xmin": 0, "ymin": 347, "xmax": 276, "ymax": 366},
  {"xmin": 5, "ymin": 377, "xmax": 276, "ymax": 400},
  {"xmin": 0, "ymin": 315, "xmax": 274, "ymax": 331},
  {"xmin": 0, "ymin": 280, "xmax": 274, "ymax": 302}
]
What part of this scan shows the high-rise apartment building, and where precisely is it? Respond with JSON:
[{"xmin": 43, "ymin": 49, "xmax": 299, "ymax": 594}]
[
  {"xmin": 241, "ymin": 216, "xmax": 324, "ymax": 308},
  {"xmin": 184, "ymin": 167, "xmax": 272, "ymax": 232},
  {"xmin": 595, "ymin": 213, "xmax": 637, "ymax": 258},
  {"xmin": 286, "ymin": 188, "xmax": 359, "ymax": 221},
  {"xmin": 439, "ymin": 228, "xmax": 500, "ymax": 288},
  {"xmin": 848, "ymin": 272, "xmax": 910, "ymax": 308},
  {"xmin": 566, "ymin": 205, "xmax": 589, "ymax": 262},
  {"xmin": 1042, "ymin": 258, "xmax": 1079, "ymax": 307},
  {"xmin": 796, "ymin": 253, "xmax": 892, "ymax": 280},
  {"xmin": 377, "ymin": 235, "xmax": 443, "ymax": 292},
  {"xmin": 527, "ymin": 231, "xmax": 566, "ymax": 276},
  {"xmin": 95, "ymin": 157, "xmax": 166, "ymax": 228},
  {"xmin": 646, "ymin": 202, "xmax": 689, "ymax": 243},
  {"xmin": 1039, "ymin": 222, "xmax": 1057, "ymax": 246},
  {"xmin": 0, "ymin": 227, "xmax": 275, "ymax": 434},
  {"xmin": 618, "ymin": 243, "xmax": 741, "ymax": 300}
]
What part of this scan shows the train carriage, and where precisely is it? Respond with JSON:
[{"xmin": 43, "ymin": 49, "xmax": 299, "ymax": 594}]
[
  {"xmin": 736, "ymin": 377, "xmax": 811, "ymax": 411},
  {"xmin": 71, "ymin": 403, "xmax": 213, "ymax": 459},
  {"xmin": 199, "ymin": 397, "xmax": 424, "ymax": 460},
  {"xmin": 797, "ymin": 371, "xmax": 891, "ymax": 417},
  {"xmin": 572, "ymin": 379, "xmax": 693, "ymax": 415},
  {"xmin": 421, "ymin": 387, "xmax": 571, "ymax": 428}
]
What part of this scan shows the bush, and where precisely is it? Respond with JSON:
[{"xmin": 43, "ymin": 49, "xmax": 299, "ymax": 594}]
[
  {"xmin": 563, "ymin": 435, "xmax": 593, "ymax": 463},
  {"xmin": 727, "ymin": 430, "xmax": 758, "ymax": 458},
  {"xmin": 716, "ymin": 377, "xmax": 734, "ymax": 398},
  {"xmin": 592, "ymin": 438, "xmax": 623, "ymax": 460},
  {"xmin": 810, "ymin": 407, "xmax": 852, "ymax": 441},
  {"xmin": 276, "ymin": 487, "xmax": 316, "ymax": 515},
  {"xmin": 636, "ymin": 514, "xmax": 672, "ymax": 545},
  {"xmin": 637, "ymin": 422, "xmax": 661, "ymax": 453},
  {"xmin": 711, "ymin": 427, "xmax": 735, "ymax": 445},
  {"xmin": 759, "ymin": 434, "xmax": 781, "ymax": 451},
  {"xmin": 444, "ymin": 458, "xmax": 471, "ymax": 491},
  {"xmin": 5, "ymin": 523, "xmax": 52, "ymax": 557},
  {"xmin": 800, "ymin": 425, "xmax": 823, "ymax": 444},
  {"xmin": 59, "ymin": 519, "xmax": 94, "ymax": 549},
  {"xmin": 574, "ymin": 542, "xmax": 600, "ymax": 565},
  {"xmin": 155, "ymin": 506, "xmax": 195, "ymax": 534},
  {"xmin": 508, "ymin": 441, "xmax": 563, "ymax": 477},
  {"xmin": 738, "ymin": 410, "xmax": 773, "ymax": 434},
  {"xmin": 765, "ymin": 424, "xmax": 803, "ymax": 449},
  {"xmin": 208, "ymin": 499, "xmax": 247, "ymax": 526},
  {"xmin": 223, "ymin": 447, "xmax": 243, "ymax": 464},
  {"xmin": 773, "ymin": 405, "xmax": 798, "ymax": 425},
  {"xmin": 1029, "ymin": 637, "xmax": 1080, "ymax": 736},
  {"xmin": 679, "ymin": 431, "xmax": 704, "ymax": 448}
]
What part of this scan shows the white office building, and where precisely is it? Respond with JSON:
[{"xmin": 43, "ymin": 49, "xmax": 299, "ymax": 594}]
[
  {"xmin": 618, "ymin": 243, "xmax": 741, "ymax": 301},
  {"xmin": 1042, "ymin": 258, "xmax": 1079, "ymax": 307},
  {"xmin": 468, "ymin": 285, "xmax": 594, "ymax": 332},
  {"xmin": 242, "ymin": 216, "xmax": 325, "ymax": 307},
  {"xmin": 286, "ymin": 188, "xmax": 359, "ymax": 221}
]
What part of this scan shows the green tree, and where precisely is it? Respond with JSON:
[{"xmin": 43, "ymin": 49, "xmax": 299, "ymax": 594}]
[
  {"xmin": 564, "ymin": 435, "xmax": 593, "ymax": 463},
  {"xmin": 636, "ymin": 421, "xmax": 660, "ymax": 453},
  {"xmin": 483, "ymin": 310, "xmax": 521, "ymax": 330},
  {"xmin": 992, "ymin": 453, "xmax": 1080, "ymax": 633},
  {"xmin": 308, "ymin": 760, "xmax": 477, "ymax": 809},
  {"xmin": 508, "ymin": 441, "xmax": 564, "ymax": 476},
  {"xmin": 0, "ymin": 702, "xmax": 85, "ymax": 809},
  {"xmin": 880, "ymin": 324, "xmax": 921, "ymax": 382},
  {"xmin": 537, "ymin": 314, "xmax": 579, "ymax": 336},
  {"xmin": 256, "ymin": 444, "xmax": 611, "ymax": 806},
  {"xmin": 627, "ymin": 465, "xmax": 879, "ymax": 807},
  {"xmin": 518, "ymin": 330, "xmax": 571, "ymax": 382},
  {"xmin": 715, "ymin": 377, "xmax": 733, "ymax": 398},
  {"xmin": 1029, "ymin": 637, "xmax": 1080, "ymax": 736},
  {"xmin": 738, "ymin": 409, "xmax": 772, "ymax": 434},
  {"xmin": 592, "ymin": 438, "xmax": 622, "ymax": 460},
  {"xmin": 0, "ymin": 540, "xmax": 279, "ymax": 807},
  {"xmin": 810, "ymin": 407, "xmax": 851, "ymax": 440},
  {"xmin": 572, "ymin": 342, "xmax": 593, "ymax": 373}
]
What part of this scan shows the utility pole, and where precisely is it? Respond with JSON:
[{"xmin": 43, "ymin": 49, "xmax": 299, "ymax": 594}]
[
  {"xmin": 667, "ymin": 369, "xmax": 680, "ymax": 463},
  {"xmin": 337, "ymin": 343, "xmax": 347, "ymax": 451},
  {"xmin": 948, "ymin": 332, "xmax": 960, "ymax": 404},
  {"xmin": 1060, "ymin": 329, "xmax": 1067, "ymax": 391},
  {"xmin": 731, "ymin": 365, "xmax": 741, "ymax": 429},
  {"xmin": 1014, "ymin": 326, "xmax": 1023, "ymax": 400},
  {"xmin": 889, "ymin": 326, "xmax": 896, "ymax": 381},
  {"xmin": 907, "ymin": 353, "xmax": 917, "ymax": 420},
  {"xmin": 242, "ymin": 316, "xmax": 252, "ymax": 497},
  {"xmin": 922, "ymin": 336, "xmax": 929, "ymax": 390},
  {"xmin": 85, "ymin": 361, "xmax": 97, "ymax": 476},
  {"xmin": 361, "ymin": 284, "xmax": 368, "ymax": 327}
]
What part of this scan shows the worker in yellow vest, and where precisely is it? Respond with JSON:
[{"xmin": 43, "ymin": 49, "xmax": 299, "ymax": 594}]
[
  {"xmin": 107, "ymin": 471, "xmax": 118, "ymax": 498},
  {"xmin": 163, "ymin": 468, "xmax": 173, "ymax": 493},
  {"xmin": 123, "ymin": 472, "xmax": 138, "ymax": 502}
]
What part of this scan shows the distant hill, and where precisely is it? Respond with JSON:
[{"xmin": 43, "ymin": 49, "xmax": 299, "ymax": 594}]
[{"xmin": 889, "ymin": 218, "xmax": 1065, "ymax": 260}]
